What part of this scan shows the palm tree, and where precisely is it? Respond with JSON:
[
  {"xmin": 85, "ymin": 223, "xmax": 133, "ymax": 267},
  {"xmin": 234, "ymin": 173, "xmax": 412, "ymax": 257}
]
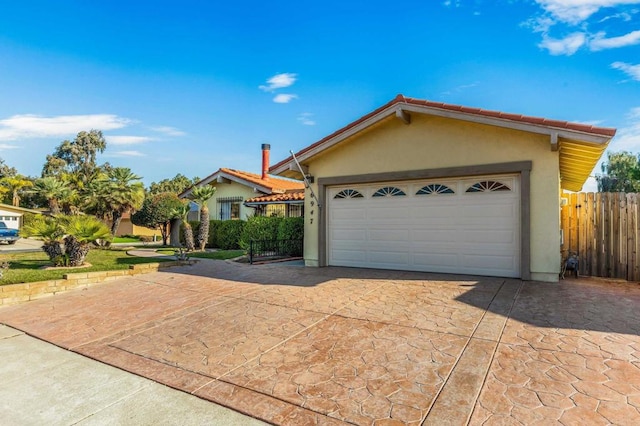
[
  {"xmin": 189, "ymin": 185, "xmax": 217, "ymax": 250},
  {"xmin": 32, "ymin": 177, "xmax": 67, "ymax": 215},
  {"xmin": 0, "ymin": 175, "xmax": 33, "ymax": 206},
  {"xmin": 61, "ymin": 215, "xmax": 112, "ymax": 266},
  {"xmin": 83, "ymin": 168, "xmax": 144, "ymax": 235},
  {"xmin": 21, "ymin": 216, "xmax": 66, "ymax": 263},
  {"xmin": 172, "ymin": 202, "xmax": 195, "ymax": 251}
]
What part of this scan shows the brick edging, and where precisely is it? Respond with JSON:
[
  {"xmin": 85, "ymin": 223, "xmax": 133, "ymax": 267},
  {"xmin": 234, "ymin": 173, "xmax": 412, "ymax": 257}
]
[{"xmin": 0, "ymin": 260, "xmax": 197, "ymax": 307}]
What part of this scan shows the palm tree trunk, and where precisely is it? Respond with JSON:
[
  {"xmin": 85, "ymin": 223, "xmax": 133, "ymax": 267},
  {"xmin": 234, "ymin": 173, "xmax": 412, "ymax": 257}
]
[
  {"xmin": 183, "ymin": 222, "xmax": 195, "ymax": 251},
  {"xmin": 64, "ymin": 235, "xmax": 90, "ymax": 267},
  {"xmin": 197, "ymin": 206, "xmax": 210, "ymax": 250},
  {"xmin": 41, "ymin": 241, "xmax": 63, "ymax": 262},
  {"xmin": 49, "ymin": 199, "xmax": 61, "ymax": 215},
  {"xmin": 111, "ymin": 210, "xmax": 123, "ymax": 236}
]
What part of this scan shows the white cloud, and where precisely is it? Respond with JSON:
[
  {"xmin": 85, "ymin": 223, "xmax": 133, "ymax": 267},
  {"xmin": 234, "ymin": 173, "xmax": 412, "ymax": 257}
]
[
  {"xmin": 0, "ymin": 144, "xmax": 19, "ymax": 150},
  {"xmin": 150, "ymin": 126, "xmax": 186, "ymax": 137},
  {"xmin": 107, "ymin": 150, "xmax": 146, "ymax": 157},
  {"xmin": 259, "ymin": 73, "xmax": 297, "ymax": 92},
  {"xmin": 273, "ymin": 94, "xmax": 298, "ymax": 104},
  {"xmin": 608, "ymin": 107, "xmax": 640, "ymax": 151},
  {"xmin": 297, "ymin": 113, "xmax": 316, "ymax": 126},
  {"xmin": 611, "ymin": 61, "xmax": 640, "ymax": 80},
  {"xmin": 107, "ymin": 135, "xmax": 153, "ymax": 145},
  {"xmin": 590, "ymin": 29, "xmax": 640, "ymax": 50},
  {"xmin": 535, "ymin": 1, "xmax": 640, "ymax": 25},
  {"xmin": 539, "ymin": 32, "xmax": 587, "ymax": 55},
  {"xmin": 0, "ymin": 114, "xmax": 131, "ymax": 141}
]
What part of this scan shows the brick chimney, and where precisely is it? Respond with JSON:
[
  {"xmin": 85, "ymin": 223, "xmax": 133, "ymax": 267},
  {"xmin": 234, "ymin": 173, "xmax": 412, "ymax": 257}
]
[{"xmin": 261, "ymin": 143, "xmax": 270, "ymax": 180}]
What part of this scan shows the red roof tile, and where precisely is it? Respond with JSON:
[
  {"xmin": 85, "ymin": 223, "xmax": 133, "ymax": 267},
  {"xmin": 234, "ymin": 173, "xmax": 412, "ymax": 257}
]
[
  {"xmin": 271, "ymin": 94, "xmax": 617, "ymax": 172},
  {"xmin": 245, "ymin": 190, "xmax": 305, "ymax": 204},
  {"xmin": 219, "ymin": 168, "xmax": 304, "ymax": 193}
]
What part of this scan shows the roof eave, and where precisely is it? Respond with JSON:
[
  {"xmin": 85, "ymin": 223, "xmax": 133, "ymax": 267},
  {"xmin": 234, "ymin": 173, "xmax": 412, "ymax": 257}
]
[{"xmin": 270, "ymin": 99, "xmax": 615, "ymax": 176}]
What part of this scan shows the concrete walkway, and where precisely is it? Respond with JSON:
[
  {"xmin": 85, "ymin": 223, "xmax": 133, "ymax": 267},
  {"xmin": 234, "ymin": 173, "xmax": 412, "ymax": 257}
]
[
  {"xmin": 1, "ymin": 259, "xmax": 639, "ymax": 425},
  {"xmin": 0, "ymin": 325, "xmax": 265, "ymax": 425}
]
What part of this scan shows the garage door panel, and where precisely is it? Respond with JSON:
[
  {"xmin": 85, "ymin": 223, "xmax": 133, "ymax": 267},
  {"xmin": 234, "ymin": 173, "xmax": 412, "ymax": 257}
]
[
  {"xmin": 368, "ymin": 229, "xmax": 411, "ymax": 242},
  {"xmin": 462, "ymin": 230, "xmax": 516, "ymax": 244},
  {"xmin": 331, "ymin": 249, "xmax": 367, "ymax": 263},
  {"xmin": 412, "ymin": 229, "xmax": 461, "ymax": 243},
  {"xmin": 330, "ymin": 229, "xmax": 367, "ymax": 241},
  {"xmin": 368, "ymin": 251, "xmax": 409, "ymax": 265},
  {"xmin": 328, "ymin": 174, "xmax": 520, "ymax": 278}
]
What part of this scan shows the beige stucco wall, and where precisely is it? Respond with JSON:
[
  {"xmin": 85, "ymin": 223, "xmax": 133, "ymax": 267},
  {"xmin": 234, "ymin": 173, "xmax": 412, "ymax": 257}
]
[
  {"xmin": 302, "ymin": 114, "xmax": 561, "ymax": 282},
  {"xmin": 205, "ymin": 181, "xmax": 259, "ymax": 220}
]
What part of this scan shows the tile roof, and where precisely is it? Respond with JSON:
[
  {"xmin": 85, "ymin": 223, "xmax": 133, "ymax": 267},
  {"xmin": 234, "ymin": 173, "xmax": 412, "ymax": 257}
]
[
  {"xmin": 219, "ymin": 168, "xmax": 305, "ymax": 193},
  {"xmin": 270, "ymin": 94, "xmax": 617, "ymax": 172},
  {"xmin": 245, "ymin": 190, "xmax": 305, "ymax": 204}
]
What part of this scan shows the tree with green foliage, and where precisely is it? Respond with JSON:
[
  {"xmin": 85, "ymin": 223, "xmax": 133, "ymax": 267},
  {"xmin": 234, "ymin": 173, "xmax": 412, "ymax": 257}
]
[
  {"xmin": 84, "ymin": 167, "xmax": 145, "ymax": 235},
  {"xmin": 131, "ymin": 192, "xmax": 183, "ymax": 245},
  {"xmin": 31, "ymin": 177, "xmax": 68, "ymax": 214},
  {"xmin": 0, "ymin": 174, "xmax": 34, "ymax": 206},
  {"xmin": 189, "ymin": 185, "xmax": 217, "ymax": 250},
  {"xmin": 173, "ymin": 202, "xmax": 195, "ymax": 251},
  {"xmin": 596, "ymin": 151, "xmax": 640, "ymax": 192},
  {"xmin": 61, "ymin": 215, "xmax": 112, "ymax": 266},
  {"xmin": 148, "ymin": 173, "xmax": 200, "ymax": 195},
  {"xmin": 21, "ymin": 215, "xmax": 111, "ymax": 266},
  {"xmin": 0, "ymin": 158, "xmax": 17, "ymax": 179},
  {"xmin": 21, "ymin": 216, "xmax": 65, "ymax": 263},
  {"xmin": 42, "ymin": 130, "xmax": 106, "ymax": 179}
]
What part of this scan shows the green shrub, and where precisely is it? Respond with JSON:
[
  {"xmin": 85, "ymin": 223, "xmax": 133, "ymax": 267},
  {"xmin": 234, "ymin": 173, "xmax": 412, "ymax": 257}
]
[
  {"xmin": 277, "ymin": 217, "xmax": 304, "ymax": 241},
  {"xmin": 216, "ymin": 220, "xmax": 245, "ymax": 249},
  {"xmin": 240, "ymin": 216, "xmax": 283, "ymax": 250},
  {"xmin": 21, "ymin": 212, "xmax": 40, "ymax": 229},
  {"xmin": 207, "ymin": 220, "xmax": 219, "ymax": 248},
  {"xmin": 277, "ymin": 217, "xmax": 304, "ymax": 256}
]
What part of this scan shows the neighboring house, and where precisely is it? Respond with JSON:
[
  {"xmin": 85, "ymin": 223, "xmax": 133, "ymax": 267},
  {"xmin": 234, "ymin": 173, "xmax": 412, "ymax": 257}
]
[
  {"xmin": 181, "ymin": 144, "xmax": 305, "ymax": 220},
  {"xmin": 115, "ymin": 211, "xmax": 160, "ymax": 238},
  {"xmin": 0, "ymin": 203, "xmax": 45, "ymax": 229},
  {"xmin": 270, "ymin": 94, "xmax": 616, "ymax": 282}
]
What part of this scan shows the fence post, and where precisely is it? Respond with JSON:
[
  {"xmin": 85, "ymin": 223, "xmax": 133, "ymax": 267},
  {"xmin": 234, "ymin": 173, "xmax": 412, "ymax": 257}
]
[{"xmin": 249, "ymin": 240, "xmax": 254, "ymax": 265}]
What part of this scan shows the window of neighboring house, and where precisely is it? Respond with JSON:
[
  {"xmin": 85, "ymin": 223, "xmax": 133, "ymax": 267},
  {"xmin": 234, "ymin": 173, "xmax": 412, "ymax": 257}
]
[
  {"xmin": 287, "ymin": 204, "xmax": 304, "ymax": 217},
  {"xmin": 216, "ymin": 197, "xmax": 243, "ymax": 220}
]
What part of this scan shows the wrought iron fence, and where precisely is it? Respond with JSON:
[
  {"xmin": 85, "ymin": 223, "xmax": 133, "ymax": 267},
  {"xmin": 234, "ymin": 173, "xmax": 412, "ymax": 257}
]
[{"xmin": 249, "ymin": 239, "xmax": 303, "ymax": 264}]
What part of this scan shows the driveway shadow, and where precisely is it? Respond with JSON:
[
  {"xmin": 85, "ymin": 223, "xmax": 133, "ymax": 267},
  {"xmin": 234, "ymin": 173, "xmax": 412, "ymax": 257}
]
[{"xmin": 456, "ymin": 276, "xmax": 640, "ymax": 338}]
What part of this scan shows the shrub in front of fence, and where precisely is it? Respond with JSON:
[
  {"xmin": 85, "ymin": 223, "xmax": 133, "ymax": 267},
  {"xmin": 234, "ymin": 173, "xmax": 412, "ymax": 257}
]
[
  {"xmin": 240, "ymin": 216, "xmax": 283, "ymax": 250},
  {"xmin": 216, "ymin": 220, "xmax": 245, "ymax": 249}
]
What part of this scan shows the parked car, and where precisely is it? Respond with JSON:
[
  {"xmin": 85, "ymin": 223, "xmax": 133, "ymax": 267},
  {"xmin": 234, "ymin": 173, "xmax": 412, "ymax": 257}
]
[{"xmin": 0, "ymin": 221, "xmax": 19, "ymax": 244}]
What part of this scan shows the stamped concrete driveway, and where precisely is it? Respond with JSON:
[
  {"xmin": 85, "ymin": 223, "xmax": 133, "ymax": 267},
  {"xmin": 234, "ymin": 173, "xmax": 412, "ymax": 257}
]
[{"xmin": 0, "ymin": 260, "xmax": 639, "ymax": 425}]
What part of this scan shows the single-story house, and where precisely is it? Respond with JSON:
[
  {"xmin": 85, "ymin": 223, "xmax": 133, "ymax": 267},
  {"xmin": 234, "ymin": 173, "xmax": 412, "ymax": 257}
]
[
  {"xmin": 181, "ymin": 144, "xmax": 305, "ymax": 220},
  {"xmin": 0, "ymin": 203, "xmax": 46, "ymax": 229},
  {"xmin": 270, "ymin": 95, "xmax": 616, "ymax": 282},
  {"xmin": 115, "ymin": 211, "xmax": 161, "ymax": 238}
]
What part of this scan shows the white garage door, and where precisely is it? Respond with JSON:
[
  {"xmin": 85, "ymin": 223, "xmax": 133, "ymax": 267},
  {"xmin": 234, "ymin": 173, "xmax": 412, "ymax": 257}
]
[{"xmin": 327, "ymin": 175, "xmax": 520, "ymax": 277}]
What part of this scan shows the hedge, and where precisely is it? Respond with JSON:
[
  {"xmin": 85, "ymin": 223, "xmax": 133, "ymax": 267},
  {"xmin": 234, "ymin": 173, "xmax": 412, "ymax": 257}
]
[
  {"xmin": 240, "ymin": 216, "xmax": 283, "ymax": 250},
  {"xmin": 183, "ymin": 217, "xmax": 302, "ymax": 251},
  {"xmin": 215, "ymin": 220, "xmax": 245, "ymax": 249}
]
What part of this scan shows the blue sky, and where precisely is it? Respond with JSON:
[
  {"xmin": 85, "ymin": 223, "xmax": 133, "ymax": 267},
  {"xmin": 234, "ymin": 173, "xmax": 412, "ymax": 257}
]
[{"xmin": 0, "ymin": 0, "xmax": 639, "ymax": 190}]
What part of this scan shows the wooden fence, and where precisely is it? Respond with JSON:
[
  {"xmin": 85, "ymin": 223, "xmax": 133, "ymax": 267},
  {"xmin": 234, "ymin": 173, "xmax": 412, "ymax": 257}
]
[{"xmin": 561, "ymin": 192, "xmax": 640, "ymax": 281}]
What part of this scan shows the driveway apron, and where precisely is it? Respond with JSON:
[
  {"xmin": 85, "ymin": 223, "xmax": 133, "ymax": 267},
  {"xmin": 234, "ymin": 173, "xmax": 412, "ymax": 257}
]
[{"xmin": 1, "ymin": 259, "xmax": 639, "ymax": 425}]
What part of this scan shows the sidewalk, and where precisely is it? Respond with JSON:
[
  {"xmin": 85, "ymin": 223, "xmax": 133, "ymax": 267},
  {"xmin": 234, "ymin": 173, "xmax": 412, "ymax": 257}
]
[{"xmin": 0, "ymin": 325, "xmax": 265, "ymax": 425}]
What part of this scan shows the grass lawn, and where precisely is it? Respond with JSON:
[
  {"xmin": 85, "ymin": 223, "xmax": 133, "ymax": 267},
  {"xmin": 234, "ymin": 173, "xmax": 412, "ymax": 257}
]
[
  {"xmin": 112, "ymin": 236, "xmax": 142, "ymax": 243},
  {"xmin": 0, "ymin": 249, "xmax": 173, "ymax": 285},
  {"xmin": 156, "ymin": 249, "xmax": 245, "ymax": 260}
]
